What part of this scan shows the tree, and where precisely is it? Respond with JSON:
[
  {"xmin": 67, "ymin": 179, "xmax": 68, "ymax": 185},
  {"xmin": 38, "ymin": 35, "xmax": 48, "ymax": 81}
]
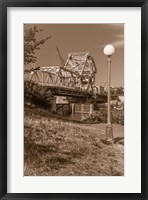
[
  {"xmin": 24, "ymin": 81, "xmax": 53, "ymax": 108},
  {"xmin": 116, "ymin": 86, "xmax": 124, "ymax": 95},
  {"xmin": 24, "ymin": 25, "xmax": 51, "ymax": 65}
]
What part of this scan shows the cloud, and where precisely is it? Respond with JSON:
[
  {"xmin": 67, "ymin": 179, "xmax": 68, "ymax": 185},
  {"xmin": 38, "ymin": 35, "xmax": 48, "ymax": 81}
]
[
  {"xmin": 101, "ymin": 40, "xmax": 124, "ymax": 49},
  {"xmin": 110, "ymin": 40, "xmax": 124, "ymax": 48},
  {"xmin": 111, "ymin": 33, "xmax": 124, "ymax": 48},
  {"xmin": 101, "ymin": 33, "xmax": 124, "ymax": 49}
]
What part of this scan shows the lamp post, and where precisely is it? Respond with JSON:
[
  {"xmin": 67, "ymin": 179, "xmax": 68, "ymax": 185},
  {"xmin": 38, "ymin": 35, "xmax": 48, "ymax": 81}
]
[{"xmin": 103, "ymin": 44, "xmax": 115, "ymax": 140}]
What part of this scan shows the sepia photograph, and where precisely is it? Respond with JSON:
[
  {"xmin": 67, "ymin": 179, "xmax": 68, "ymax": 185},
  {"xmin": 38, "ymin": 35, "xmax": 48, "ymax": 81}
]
[{"xmin": 24, "ymin": 24, "xmax": 124, "ymax": 176}]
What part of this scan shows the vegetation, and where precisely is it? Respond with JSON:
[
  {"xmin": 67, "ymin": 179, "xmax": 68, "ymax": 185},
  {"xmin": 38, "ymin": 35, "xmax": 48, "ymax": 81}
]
[
  {"xmin": 82, "ymin": 109, "xmax": 124, "ymax": 125},
  {"xmin": 24, "ymin": 81, "xmax": 53, "ymax": 109},
  {"xmin": 115, "ymin": 86, "xmax": 124, "ymax": 95},
  {"xmin": 24, "ymin": 108, "xmax": 124, "ymax": 176},
  {"xmin": 24, "ymin": 25, "xmax": 51, "ymax": 65},
  {"xmin": 112, "ymin": 109, "xmax": 124, "ymax": 125}
]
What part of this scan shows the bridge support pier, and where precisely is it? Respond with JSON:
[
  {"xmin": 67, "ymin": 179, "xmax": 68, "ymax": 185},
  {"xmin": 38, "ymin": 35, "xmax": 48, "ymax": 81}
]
[
  {"xmin": 71, "ymin": 103, "xmax": 75, "ymax": 115},
  {"xmin": 81, "ymin": 104, "xmax": 84, "ymax": 114},
  {"xmin": 51, "ymin": 96, "xmax": 57, "ymax": 113},
  {"xmin": 90, "ymin": 104, "xmax": 94, "ymax": 115}
]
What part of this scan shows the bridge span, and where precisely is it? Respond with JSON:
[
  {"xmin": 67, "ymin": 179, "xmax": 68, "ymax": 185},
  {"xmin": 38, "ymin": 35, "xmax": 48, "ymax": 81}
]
[{"xmin": 25, "ymin": 51, "xmax": 107, "ymax": 104}]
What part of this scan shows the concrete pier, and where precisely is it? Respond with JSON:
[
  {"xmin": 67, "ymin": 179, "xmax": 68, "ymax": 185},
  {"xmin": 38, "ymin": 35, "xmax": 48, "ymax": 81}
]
[
  {"xmin": 71, "ymin": 103, "xmax": 75, "ymax": 115},
  {"xmin": 51, "ymin": 97, "xmax": 57, "ymax": 113},
  {"xmin": 90, "ymin": 104, "xmax": 94, "ymax": 115},
  {"xmin": 81, "ymin": 104, "xmax": 84, "ymax": 114}
]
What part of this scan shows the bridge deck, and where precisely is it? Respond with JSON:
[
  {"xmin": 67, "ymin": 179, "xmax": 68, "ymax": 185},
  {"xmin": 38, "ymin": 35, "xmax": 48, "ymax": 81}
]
[{"xmin": 31, "ymin": 81, "xmax": 106, "ymax": 100}]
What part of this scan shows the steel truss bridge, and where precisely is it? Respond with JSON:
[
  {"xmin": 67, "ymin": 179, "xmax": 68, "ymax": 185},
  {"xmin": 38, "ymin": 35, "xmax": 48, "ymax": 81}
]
[{"xmin": 25, "ymin": 51, "xmax": 107, "ymax": 102}]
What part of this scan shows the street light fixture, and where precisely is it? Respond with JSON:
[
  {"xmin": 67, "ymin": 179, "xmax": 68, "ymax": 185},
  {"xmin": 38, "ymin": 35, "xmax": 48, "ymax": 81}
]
[{"xmin": 103, "ymin": 44, "xmax": 115, "ymax": 140}]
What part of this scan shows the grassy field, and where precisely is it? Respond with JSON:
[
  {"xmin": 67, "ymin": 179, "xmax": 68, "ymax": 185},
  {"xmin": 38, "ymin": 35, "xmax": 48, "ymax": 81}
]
[{"xmin": 24, "ymin": 108, "xmax": 124, "ymax": 176}]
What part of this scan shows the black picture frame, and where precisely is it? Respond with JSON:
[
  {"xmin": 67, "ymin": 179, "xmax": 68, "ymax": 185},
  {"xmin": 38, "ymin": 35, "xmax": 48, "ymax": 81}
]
[{"xmin": 0, "ymin": 0, "xmax": 148, "ymax": 199}]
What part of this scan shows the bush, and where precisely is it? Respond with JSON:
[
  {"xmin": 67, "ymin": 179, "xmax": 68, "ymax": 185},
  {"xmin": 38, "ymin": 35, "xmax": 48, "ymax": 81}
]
[
  {"xmin": 112, "ymin": 110, "xmax": 124, "ymax": 125},
  {"xmin": 24, "ymin": 81, "xmax": 53, "ymax": 109},
  {"xmin": 82, "ymin": 109, "xmax": 124, "ymax": 125},
  {"xmin": 82, "ymin": 110, "xmax": 107, "ymax": 123}
]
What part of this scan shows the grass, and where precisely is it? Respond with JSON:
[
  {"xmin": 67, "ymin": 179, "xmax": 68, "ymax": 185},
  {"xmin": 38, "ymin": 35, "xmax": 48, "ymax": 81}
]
[{"xmin": 24, "ymin": 108, "xmax": 124, "ymax": 176}]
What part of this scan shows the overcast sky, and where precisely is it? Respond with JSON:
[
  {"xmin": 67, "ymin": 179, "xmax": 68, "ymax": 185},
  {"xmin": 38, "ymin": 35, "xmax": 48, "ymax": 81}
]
[{"xmin": 25, "ymin": 24, "xmax": 124, "ymax": 87}]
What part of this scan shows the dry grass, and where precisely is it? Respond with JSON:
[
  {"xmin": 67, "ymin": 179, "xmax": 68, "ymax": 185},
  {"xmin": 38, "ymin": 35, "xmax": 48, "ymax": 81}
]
[{"xmin": 24, "ymin": 108, "xmax": 124, "ymax": 176}]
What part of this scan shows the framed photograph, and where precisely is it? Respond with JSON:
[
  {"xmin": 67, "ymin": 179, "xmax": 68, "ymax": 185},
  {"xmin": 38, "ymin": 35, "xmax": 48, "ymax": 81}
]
[{"xmin": 0, "ymin": 0, "xmax": 147, "ymax": 199}]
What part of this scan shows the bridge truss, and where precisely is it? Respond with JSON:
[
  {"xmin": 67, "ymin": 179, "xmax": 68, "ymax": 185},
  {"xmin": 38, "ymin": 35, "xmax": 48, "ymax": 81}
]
[{"xmin": 25, "ymin": 52, "xmax": 97, "ymax": 93}]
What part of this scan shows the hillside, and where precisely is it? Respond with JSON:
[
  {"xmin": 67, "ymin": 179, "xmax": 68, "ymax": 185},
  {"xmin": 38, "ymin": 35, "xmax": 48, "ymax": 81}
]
[{"xmin": 24, "ymin": 108, "xmax": 124, "ymax": 176}]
